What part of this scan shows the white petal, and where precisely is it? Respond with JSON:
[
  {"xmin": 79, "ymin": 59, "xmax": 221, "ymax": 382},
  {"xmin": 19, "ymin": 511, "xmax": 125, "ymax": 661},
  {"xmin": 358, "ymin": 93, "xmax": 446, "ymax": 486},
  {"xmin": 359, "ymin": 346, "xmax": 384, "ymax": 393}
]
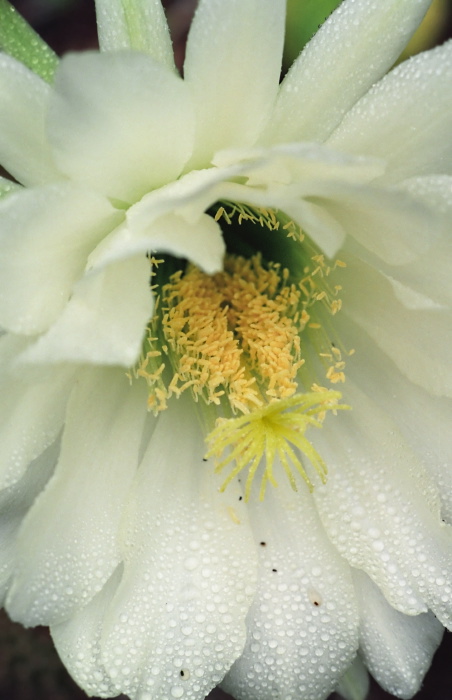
[
  {"xmin": 95, "ymin": 0, "xmax": 175, "ymax": 70},
  {"xmin": 264, "ymin": 0, "xmax": 432, "ymax": 144},
  {"xmin": 353, "ymin": 570, "xmax": 444, "ymax": 699},
  {"xmin": 0, "ymin": 442, "xmax": 58, "ymax": 604},
  {"xmin": 328, "ymin": 41, "xmax": 452, "ymax": 182},
  {"xmin": 0, "ymin": 335, "xmax": 75, "ymax": 490},
  {"xmin": 6, "ymin": 368, "xmax": 147, "ymax": 627},
  {"xmin": 313, "ymin": 382, "xmax": 452, "ymax": 628},
  {"xmin": 335, "ymin": 656, "xmax": 370, "ymax": 700},
  {"xmin": 0, "ymin": 54, "xmax": 59, "ymax": 186},
  {"xmin": 49, "ymin": 52, "xmax": 194, "ymax": 202},
  {"xmin": 97, "ymin": 398, "xmax": 257, "ymax": 699},
  {"xmin": 52, "ymin": 567, "xmax": 123, "ymax": 699},
  {"xmin": 340, "ymin": 253, "xmax": 452, "ymax": 396},
  {"xmin": 222, "ymin": 479, "xmax": 359, "ymax": 700},
  {"xmin": 184, "ymin": 0, "xmax": 285, "ymax": 168},
  {"xmin": 21, "ymin": 255, "xmax": 152, "ymax": 367},
  {"xmin": 91, "ymin": 211, "xmax": 226, "ymax": 276},
  {"xmin": 0, "ymin": 183, "xmax": 122, "ymax": 335},
  {"xmin": 337, "ymin": 314, "xmax": 452, "ymax": 524}
]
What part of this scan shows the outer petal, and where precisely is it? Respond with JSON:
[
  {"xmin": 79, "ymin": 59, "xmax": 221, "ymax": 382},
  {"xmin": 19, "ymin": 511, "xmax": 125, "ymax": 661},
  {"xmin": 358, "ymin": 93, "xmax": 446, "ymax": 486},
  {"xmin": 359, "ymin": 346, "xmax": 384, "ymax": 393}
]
[
  {"xmin": 0, "ymin": 54, "xmax": 59, "ymax": 186},
  {"xmin": 353, "ymin": 570, "xmax": 444, "ymax": 699},
  {"xmin": 0, "ymin": 442, "xmax": 58, "ymax": 604},
  {"xmin": 0, "ymin": 183, "xmax": 122, "ymax": 335},
  {"xmin": 184, "ymin": 0, "xmax": 285, "ymax": 168},
  {"xmin": 49, "ymin": 52, "xmax": 194, "ymax": 202},
  {"xmin": 337, "ymin": 314, "xmax": 452, "ymax": 524},
  {"xmin": 222, "ymin": 479, "xmax": 358, "ymax": 700},
  {"xmin": 20, "ymin": 255, "xmax": 152, "ymax": 367},
  {"xmin": 95, "ymin": 0, "xmax": 175, "ymax": 70},
  {"xmin": 264, "ymin": 0, "xmax": 432, "ymax": 144},
  {"xmin": 6, "ymin": 368, "xmax": 147, "ymax": 627},
  {"xmin": 340, "ymin": 253, "xmax": 452, "ymax": 397},
  {"xmin": 313, "ymin": 382, "xmax": 452, "ymax": 628},
  {"xmin": 89, "ymin": 398, "xmax": 257, "ymax": 699},
  {"xmin": 0, "ymin": 335, "xmax": 75, "ymax": 490},
  {"xmin": 328, "ymin": 41, "xmax": 452, "ymax": 183}
]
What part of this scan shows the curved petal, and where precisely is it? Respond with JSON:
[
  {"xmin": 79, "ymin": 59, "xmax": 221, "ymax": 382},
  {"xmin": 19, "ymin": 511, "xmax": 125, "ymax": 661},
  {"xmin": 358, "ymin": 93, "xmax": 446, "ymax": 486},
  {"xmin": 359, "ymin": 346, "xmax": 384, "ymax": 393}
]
[
  {"xmin": 0, "ymin": 441, "xmax": 58, "ymax": 604},
  {"xmin": 328, "ymin": 41, "xmax": 452, "ymax": 183},
  {"xmin": 0, "ymin": 335, "xmax": 75, "ymax": 490},
  {"xmin": 0, "ymin": 54, "xmax": 59, "ymax": 186},
  {"xmin": 222, "ymin": 479, "xmax": 359, "ymax": 700},
  {"xmin": 97, "ymin": 398, "xmax": 257, "ymax": 699},
  {"xmin": 95, "ymin": 0, "xmax": 175, "ymax": 70},
  {"xmin": 21, "ymin": 255, "xmax": 152, "ymax": 367},
  {"xmin": 313, "ymin": 381, "xmax": 452, "ymax": 629},
  {"xmin": 6, "ymin": 368, "xmax": 147, "ymax": 627},
  {"xmin": 91, "ymin": 212, "xmax": 226, "ymax": 276},
  {"xmin": 264, "ymin": 0, "xmax": 432, "ymax": 144},
  {"xmin": 49, "ymin": 51, "xmax": 194, "ymax": 202},
  {"xmin": 353, "ymin": 570, "xmax": 444, "ymax": 699},
  {"xmin": 51, "ymin": 567, "xmax": 123, "ymax": 699},
  {"xmin": 184, "ymin": 0, "xmax": 285, "ymax": 168},
  {"xmin": 0, "ymin": 183, "xmax": 122, "ymax": 335},
  {"xmin": 339, "ymin": 253, "xmax": 452, "ymax": 397}
]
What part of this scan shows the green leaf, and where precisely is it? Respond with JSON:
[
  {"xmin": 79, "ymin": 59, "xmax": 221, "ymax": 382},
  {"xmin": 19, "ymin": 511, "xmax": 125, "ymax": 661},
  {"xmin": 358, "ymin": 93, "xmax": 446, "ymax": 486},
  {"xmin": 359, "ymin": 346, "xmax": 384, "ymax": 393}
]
[{"xmin": 0, "ymin": 0, "xmax": 58, "ymax": 83}]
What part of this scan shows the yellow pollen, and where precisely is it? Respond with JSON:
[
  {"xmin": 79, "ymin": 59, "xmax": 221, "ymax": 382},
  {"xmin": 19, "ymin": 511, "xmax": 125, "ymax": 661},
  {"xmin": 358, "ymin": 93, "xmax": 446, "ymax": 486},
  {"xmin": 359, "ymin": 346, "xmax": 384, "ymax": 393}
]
[{"xmin": 207, "ymin": 390, "xmax": 349, "ymax": 501}]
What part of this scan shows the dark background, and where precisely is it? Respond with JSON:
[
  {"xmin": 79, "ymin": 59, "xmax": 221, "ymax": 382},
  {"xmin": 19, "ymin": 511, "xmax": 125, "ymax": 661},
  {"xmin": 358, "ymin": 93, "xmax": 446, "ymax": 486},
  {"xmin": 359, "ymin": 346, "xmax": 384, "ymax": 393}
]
[{"xmin": 2, "ymin": 1, "xmax": 452, "ymax": 699}]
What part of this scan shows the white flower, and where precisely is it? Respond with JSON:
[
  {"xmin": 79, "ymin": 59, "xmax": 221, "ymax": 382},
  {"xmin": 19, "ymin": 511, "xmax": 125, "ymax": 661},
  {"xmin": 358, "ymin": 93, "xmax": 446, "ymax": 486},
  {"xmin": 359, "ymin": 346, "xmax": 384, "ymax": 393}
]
[{"xmin": 0, "ymin": 0, "xmax": 451, "ymax": 699}]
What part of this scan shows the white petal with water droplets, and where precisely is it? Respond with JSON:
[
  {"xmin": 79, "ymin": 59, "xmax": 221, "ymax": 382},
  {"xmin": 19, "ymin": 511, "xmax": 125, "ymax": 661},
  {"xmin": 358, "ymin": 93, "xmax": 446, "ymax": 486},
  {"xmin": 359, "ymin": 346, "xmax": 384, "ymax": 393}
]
[
  {"xmin": 314, "ymin": 382, "xmax": 452, "ymax": 628},
  {"xmin": 0, "ymin": 335, "xmax": 74, "ymax": 490},
  {"xmin": 49, "ymin": 51, "xmax": 194, "ymax": 202},
  {"xmin": 6, "ymin": 369, "xmax": 147, "ymax": 627},
  {"xmin": 21, "ymin": 255, "xmax": 151, "ymax": 367},
  {"xmin": 184, "ymin": 0, "xmax": 285, "ymax": 168},
  {"xmin": 222, "ymin": 479, "xmax": 358, "ymax": 700},
  {"xmin": 97, "ymin": 398, "xmax": 257, "ymax": 699},
  {"xmin": 264, "ymin": 0, "xmax": 432, "ymax": 144},
  {"xmin": 328, "ymin": 41, "xmax": 452, "ymax": 183},
  {"xmin": 0, "ymin": 183, "xmax": 121, "ymax": 335},
  {"xmin": 0, "ymin": 442, "xmax": 58, "ymax": 604},
  {"xmin": 95, "ymin": 0, "xmax": 175, "ymax": 69},
  {"xmin": 353, "ymin": 570, "xmax": 444, "ymax": 699},
  {"xmin": 340, "ymin": 253, "xmax": 452, "ymax": 396},
  {"xmin": 0, "ymin": 54, "xmax": 59, "ymax": 186}
]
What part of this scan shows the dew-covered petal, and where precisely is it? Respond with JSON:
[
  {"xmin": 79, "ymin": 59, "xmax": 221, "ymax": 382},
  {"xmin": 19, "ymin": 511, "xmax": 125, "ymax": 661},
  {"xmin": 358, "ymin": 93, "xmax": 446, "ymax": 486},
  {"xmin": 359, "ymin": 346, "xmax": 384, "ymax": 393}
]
[
  {"xmin": 264, "ymin": 0, "xmax": 432, "ymax": 144},
  {"xmin": 336, "ymin": 314, "xmax": 452, "ymax": 524},
  {"xmin": 21, "ymin": 255, "xmax": 151, "ymax": 367},
  {"xmin": 184, "ymin": 0, "xmax": 285, "ymax": 168},
  {"xmin": 353, "ymin": 570, "xmax": 444, "ymax": 699},
  {"xmin": 95, "ymin": 398, "xmax": 257, "ymax": 699},
  {"xmin": 0, "ymin": 183, "xmax": 122, "ymax": 335},
  {"xmin": 95, "ymin": 0, "xmax": 175, "ymax": 70},
  {"xmin": 49, "ymin": 51, "xmax": 194, "ymax": 202},
  {"xmin": 0, "ymin": 54, "xmax": 59, "ymax": 186},
  {"xmin": 91, "ymin": 211, "xmax": 225, "ymax": 276},
  {"xmin": 52, "ymin": 567, "xmax": 123, "ymax": 699},
  {"xmin": 0, "ymin": 442, "xmax": 58, "ymax": 605},
  {"xmin": 222, "ymin": 479, "xmax": 358, "ymax": 700},
  {"xmin": 313, "ymin": 382, "xmax": 452, "ymax": 628},
  {"xmin": 6, "ymin": 368, "xmax": 147, "ymax": 627},
  {"xmin": 328, "ymin": 41, "xmax": 452, "ymax": 183},
  {"xmin": 0, "ymin": 335, "xmax": 75, "ymax": 491},
  {"xmin": 339, "ymin": 253, "xmax": 452, "ymax": 396},
  {"xmin": 335, "ymin": 656, "xmax": 370, "ymax": 700}
]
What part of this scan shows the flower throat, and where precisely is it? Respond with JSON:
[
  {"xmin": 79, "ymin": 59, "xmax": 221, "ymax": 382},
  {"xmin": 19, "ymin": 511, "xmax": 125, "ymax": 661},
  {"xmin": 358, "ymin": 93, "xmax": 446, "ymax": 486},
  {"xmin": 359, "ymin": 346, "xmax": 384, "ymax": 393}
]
[{"xmin": 132, "ymin": 205, "xmax": 351, "ymax": 499}]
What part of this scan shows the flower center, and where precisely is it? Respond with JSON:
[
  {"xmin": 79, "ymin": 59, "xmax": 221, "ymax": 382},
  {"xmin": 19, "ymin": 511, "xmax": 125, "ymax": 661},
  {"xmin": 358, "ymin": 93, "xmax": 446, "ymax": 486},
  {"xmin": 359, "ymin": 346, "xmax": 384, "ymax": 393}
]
[{"xmin": 132, "ymin": 206, "xmax": 351, "ymax": 499}]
